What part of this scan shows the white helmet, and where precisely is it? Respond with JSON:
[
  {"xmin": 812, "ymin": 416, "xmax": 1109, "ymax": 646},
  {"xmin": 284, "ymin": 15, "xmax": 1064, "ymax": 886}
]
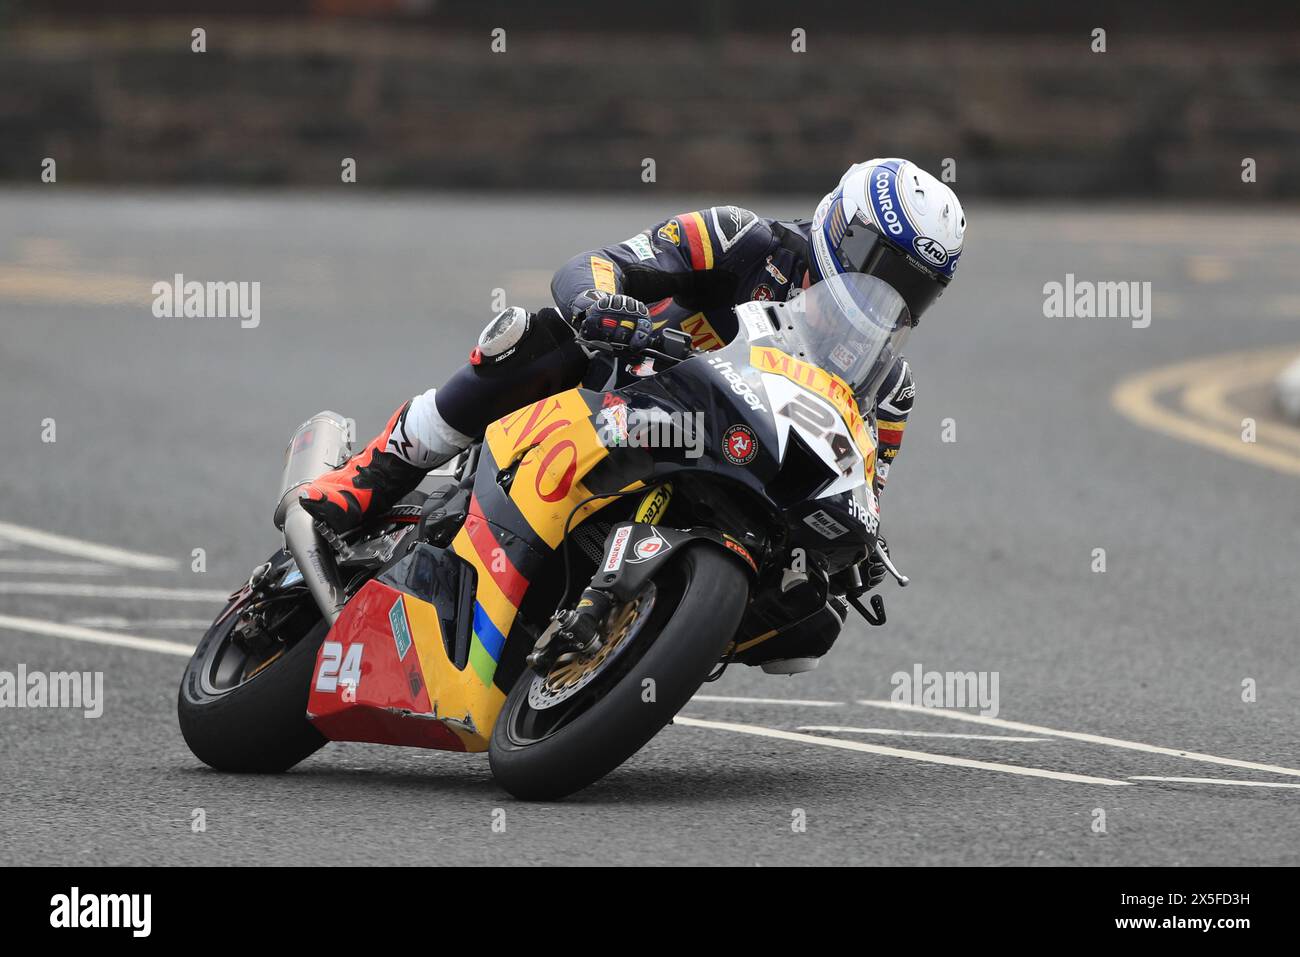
[{"xmin": 811, "ymin": 158, "xmax": 966, "ymax": 323}]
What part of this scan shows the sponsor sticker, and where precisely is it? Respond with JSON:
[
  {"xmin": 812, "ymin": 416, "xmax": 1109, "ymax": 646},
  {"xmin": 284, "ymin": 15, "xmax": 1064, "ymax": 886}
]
[
  {"xmin": 657, "ymin": 220, "xmax": 681, "ymax": 245},
  {"xmin": 802, "ymin": 509, "xmax": 850, "ymax": 539},
  {"xmin": 596, "ymin": 393, "xmax": 629, "ymax": 447},
  {"xmin": 623, "ymin": 233, "xmax": 656, "ymax": 261},
  {"xmin": 707, "ymin": 356, "xmax": 767, "ymax": 411},
  {"xmin": 389, "ymin": 597, "xmax": 412, "ymax": 661},
  {"xmin": 627, "ymin": 526, "xmax": 671, "ymax": 563},
  {"xmin": 722, "ymin": 424, "xmax": 758, "ymax": 465},
  {"xmin": 829, "ymin": 342, "xmax": 857, "ymax": 372},
  {"xmin": 589, "ymin": 256, "xmax": 617, "ymax": 293},
  {"xmin": 753, "ymin": 284, "xmax": 774, "ymax": 301},
  {"xmin": 764, "ymin": 255, "xmax": 789, "ymax": 285},
  {"xmin": 913, "ymin": 236, "xmax": 949, "ymax": 267},
  {"xmin": 723, "ymin": 534, "xmax": 758, "ymax": 573},
  {"xmin": 635, "ymin": 483, "xmax": 673, "ymax": 524},
  {"xmin": 737, "ymin": 304, "xmax": 773, "ymax": 342},
  {"xmin": 604, "ymin": 525, "xmax": 633, "ymax": 573}
]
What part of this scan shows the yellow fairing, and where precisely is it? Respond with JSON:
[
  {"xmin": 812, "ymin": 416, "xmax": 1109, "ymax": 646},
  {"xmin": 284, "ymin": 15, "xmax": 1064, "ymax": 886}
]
[
  {"xmin": 403, "ymin": 593, "xmax": 504, "ymax": 751},
  {"xmin": 485, "ymin": 390, "xmax": 638, "ymax": 549}
]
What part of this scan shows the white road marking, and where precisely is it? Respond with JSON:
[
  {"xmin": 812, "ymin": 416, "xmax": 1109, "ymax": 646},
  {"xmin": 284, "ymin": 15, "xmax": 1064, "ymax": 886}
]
[
  {"xmin": 0, "ymin": 559, "xmax": 117, "ymax": 575},
  {"xmin": 0, "ymin": 521, "xmax": 178, "ymax": 571},
  {"xmin": 799, "ymin": 726, "xmax": 1047, "ymax": 742},
  {"xmin": 0, "ymin": 582, "xmax": 228, "ymax": 602},
  {"xmin": 691, "ymin": 694, "xmax": 844, "ymax": 707},
  {"xmin": 0, "ymin": 614, "xmax": 194, "ymax": 657},
  {"xmin": 1130, "ymin": 776, "xmax": 1300, "ymax": 790},
  {"xmin": 859, "ymin": 700, "xmax": 1300, "ymax": 779},
  {"xmin": 70, "ymin": 616, "xmax": 213, "ymax": 631},
  {"xmin": 674, "ymin": 716, "xmax": 1130, "ymax": 786}
]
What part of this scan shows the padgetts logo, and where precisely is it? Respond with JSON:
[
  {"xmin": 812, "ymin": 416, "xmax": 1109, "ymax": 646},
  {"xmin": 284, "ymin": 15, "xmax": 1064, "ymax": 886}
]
[
  {"xmin": 151, "ymin": 273, "xmax": 261, "ymax": 328},
  {"xmin": 50, "ymin": 887, "xmax": 151, "ymax": 937}
]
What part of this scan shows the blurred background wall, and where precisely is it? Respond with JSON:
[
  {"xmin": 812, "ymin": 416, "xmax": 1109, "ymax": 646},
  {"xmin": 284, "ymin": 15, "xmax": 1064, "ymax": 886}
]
[{"xmin": 2, "ymin": 0, "xmax": 1297, "ymax": 196}]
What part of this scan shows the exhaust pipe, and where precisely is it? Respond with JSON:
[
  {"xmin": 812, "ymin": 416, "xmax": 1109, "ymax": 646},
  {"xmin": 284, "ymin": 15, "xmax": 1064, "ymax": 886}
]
[
  {"xmin": 274, "ymin": 411, "xmax": 352, "ymax": 624},
  {"xmin": 282, "ymin": 501, "xmax": 346, "ymax": 624}
]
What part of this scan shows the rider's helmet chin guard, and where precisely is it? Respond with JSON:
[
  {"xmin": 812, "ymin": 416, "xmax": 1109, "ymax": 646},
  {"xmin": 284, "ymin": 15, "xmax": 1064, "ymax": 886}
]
[{"xmin": 810, "ymin": 158, "xmax": 966, "ymax": 326}]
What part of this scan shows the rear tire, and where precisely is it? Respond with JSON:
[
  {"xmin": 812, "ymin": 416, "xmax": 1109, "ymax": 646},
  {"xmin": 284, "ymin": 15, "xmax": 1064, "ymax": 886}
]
[
  {"xmin": 178, "ymin": 600, "xmax": 328, "ymax": 773},
  {"xmin": 489, "ymin": 544, "xmax": 748, "ymax": 800}
]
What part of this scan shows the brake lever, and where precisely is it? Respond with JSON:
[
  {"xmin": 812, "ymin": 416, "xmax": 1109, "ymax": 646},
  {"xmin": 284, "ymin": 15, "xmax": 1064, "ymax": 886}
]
[{"xmin": 874, "ymin": 538, "xmax": 909, "ymax": 587}]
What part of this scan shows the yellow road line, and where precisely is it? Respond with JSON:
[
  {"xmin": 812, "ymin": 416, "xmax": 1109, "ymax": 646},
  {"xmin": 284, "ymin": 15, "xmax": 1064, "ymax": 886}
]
[
  {"xmin": 0, "ymin": 265, "xmax": 151, "ymax": 307},
  {"xmin": 1111, "ymin": 347, "xmax": 1300, "ymax": 477}
]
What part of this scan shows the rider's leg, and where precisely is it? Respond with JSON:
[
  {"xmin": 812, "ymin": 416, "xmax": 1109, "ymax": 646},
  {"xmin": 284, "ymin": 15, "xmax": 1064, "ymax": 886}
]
[{"xmin": 300, "ymin": 307, "xmax": 586, "ymax": 532}]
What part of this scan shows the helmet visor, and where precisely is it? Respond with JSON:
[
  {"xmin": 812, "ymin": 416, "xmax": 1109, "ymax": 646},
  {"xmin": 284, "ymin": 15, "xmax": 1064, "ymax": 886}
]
[{"xmin": 836, "ymin": 222, "xmax": 946, "ymax": 323}]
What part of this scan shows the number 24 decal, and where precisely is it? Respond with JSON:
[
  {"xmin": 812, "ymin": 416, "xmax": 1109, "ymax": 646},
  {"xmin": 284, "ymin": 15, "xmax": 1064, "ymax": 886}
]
[{"xmin": 316, "ymin": 641, "xmax": 363, "ymax": 693}]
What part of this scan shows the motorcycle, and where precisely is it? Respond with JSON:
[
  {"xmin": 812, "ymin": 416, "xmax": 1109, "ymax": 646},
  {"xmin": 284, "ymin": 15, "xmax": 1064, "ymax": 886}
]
[{"xmin": 178, "ymin": 272, "xmax": 907, "ymax": 800}]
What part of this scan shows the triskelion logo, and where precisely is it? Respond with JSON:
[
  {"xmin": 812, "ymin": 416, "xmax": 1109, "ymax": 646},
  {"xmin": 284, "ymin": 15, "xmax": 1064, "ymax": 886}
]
[{"xmin": 50, "ymin": 887, "xmax": 151, "ymax": 937}]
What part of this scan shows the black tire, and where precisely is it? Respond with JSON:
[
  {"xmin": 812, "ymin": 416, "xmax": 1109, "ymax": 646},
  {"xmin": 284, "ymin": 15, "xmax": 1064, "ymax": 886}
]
[
  {"xmin": 489, "ymin": 544, "xmax": 748, "ymax": 800},
  {"xmin": 177, "ymin": 598, "xmax": 328, "ymax": 773}
]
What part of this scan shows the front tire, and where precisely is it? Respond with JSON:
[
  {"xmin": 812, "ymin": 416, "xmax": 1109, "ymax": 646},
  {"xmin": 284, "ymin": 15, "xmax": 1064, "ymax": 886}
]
[
  {"xmin": 178, "ymin": 588, "xmax": 328, "ymax": 773},
  {"xmin": 489, "ymin": 544, "xmax": 748, "ymax": 800}
]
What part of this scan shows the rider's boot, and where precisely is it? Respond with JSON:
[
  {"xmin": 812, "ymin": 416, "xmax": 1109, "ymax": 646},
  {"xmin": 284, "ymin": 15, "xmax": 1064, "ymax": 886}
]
[
  {"xmin": 300, "ymin": 305, "xmax": 588, "ymax": 534},
  {"xmin": 299, "ymin": 392, "xmax": 470, "ymax": 533}
]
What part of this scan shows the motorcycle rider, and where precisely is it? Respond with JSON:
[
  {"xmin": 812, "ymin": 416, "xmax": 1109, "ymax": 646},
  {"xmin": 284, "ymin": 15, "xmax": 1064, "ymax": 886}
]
[{"xmin": 300, "ymin": 158, "xmax": 965, "ymax": 592}]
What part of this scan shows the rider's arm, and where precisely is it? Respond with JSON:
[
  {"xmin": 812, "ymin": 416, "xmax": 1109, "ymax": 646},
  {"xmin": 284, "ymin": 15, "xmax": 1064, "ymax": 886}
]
[
  {"xmin": 873, "ymin": 357, "xmax": 914, "ymax": 497},
  {"xmin": 551, "ymin": 207, "xmax": 772, "ymax": 319}
]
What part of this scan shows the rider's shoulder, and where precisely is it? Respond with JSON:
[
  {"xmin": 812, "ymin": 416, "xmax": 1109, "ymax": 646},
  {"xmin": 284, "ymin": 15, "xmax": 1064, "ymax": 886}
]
[{"xmin": 652, "ymin": 206, "xmax": 774, "ymax": 266}]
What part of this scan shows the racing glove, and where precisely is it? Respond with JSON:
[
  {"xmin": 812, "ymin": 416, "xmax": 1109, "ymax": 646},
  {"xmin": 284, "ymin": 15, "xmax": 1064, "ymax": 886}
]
[
  {"xmin": 574, "ymin": 292, "xmax": 657, "ymax": 351},
  {"xmin": 861, "ymin": 535, "xmax": 889, "ymax": 591}
]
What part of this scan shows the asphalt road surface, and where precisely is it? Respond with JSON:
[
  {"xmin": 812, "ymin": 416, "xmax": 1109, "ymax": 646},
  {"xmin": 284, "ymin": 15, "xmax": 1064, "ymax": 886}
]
[{"xmin": 2, "ymin": 191, "xmax": 1298, "ymax": 866}]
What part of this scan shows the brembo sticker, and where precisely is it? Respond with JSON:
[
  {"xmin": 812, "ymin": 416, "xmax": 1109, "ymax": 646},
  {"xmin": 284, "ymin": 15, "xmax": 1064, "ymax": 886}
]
[{"xmin": 604, "ymin": 526, "xmax": 632, "ymax": 573}]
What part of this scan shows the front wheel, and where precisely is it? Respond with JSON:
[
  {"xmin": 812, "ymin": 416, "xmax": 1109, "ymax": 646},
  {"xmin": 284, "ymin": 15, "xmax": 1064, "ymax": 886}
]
[
  {"xmin": 178, "ymin": 558, "xmax": 328, "ymax": 773},
  {"xmin": 489, "ymin": 544, "xmax": 749, "ymax": 800}
]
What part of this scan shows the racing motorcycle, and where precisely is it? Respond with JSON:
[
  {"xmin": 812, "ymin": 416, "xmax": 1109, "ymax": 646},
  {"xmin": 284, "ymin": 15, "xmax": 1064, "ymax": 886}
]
[{"xmin": 178, "ymin": 272, "xmax": 908, "ymax": 800}]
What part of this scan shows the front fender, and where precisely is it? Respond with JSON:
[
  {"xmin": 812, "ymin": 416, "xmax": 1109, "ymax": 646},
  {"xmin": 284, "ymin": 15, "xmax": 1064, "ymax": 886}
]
[{"xmin": 592, "ymin": 523, "xmax": 759, "ymax": 601}]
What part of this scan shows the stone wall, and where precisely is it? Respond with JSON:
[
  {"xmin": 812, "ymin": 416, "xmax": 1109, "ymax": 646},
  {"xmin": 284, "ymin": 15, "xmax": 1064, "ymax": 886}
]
[{"xmin": 3, "ymin": 21, "xmax": 1297, "ymax": 196}]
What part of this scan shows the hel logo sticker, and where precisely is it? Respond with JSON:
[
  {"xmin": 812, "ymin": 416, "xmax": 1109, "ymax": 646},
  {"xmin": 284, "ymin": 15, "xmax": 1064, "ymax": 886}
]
[
  {"xmin": 389, "ymin": 596, "xmax": 413, "ymax": 661},
  {"xmin": 627, "ymin": 526, "xmax": 671, "ymax": 563},
  {"xmin": 723, "ymin": 424, "xmax": 758, "ymax": 465},
  {"xmin": 604, "ymin": 525, "xmax": 633, "ymax": 573},
  {"xmin": 657, "ymin": 220, "xmax": 681, "ymax": 245},
  {"xmin": 912, "ymin": 236, "xmax": 949, "ymax": 267}
]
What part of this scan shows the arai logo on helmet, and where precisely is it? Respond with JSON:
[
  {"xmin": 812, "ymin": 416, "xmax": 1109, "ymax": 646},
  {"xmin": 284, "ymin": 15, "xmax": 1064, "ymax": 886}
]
[{"xmin": 912, "ymin": 236, "xmax": 949, "ymax": 267}]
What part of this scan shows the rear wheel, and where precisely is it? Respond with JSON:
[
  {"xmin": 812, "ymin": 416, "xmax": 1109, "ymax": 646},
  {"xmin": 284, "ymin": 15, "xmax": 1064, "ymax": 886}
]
[
  {"xmin": 489, "ymin": 544, "xmax": 748, "ymax": 800},
  {"xmin": 178, "ymin": 558, "xmax": 327, "ymax": 773}
]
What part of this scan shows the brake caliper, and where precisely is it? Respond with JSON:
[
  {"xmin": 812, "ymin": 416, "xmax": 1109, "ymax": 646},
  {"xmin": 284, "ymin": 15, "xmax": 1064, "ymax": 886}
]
[{"xmin": 526, "ymin": 587, "xmax": 613, "ymax": 673}]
